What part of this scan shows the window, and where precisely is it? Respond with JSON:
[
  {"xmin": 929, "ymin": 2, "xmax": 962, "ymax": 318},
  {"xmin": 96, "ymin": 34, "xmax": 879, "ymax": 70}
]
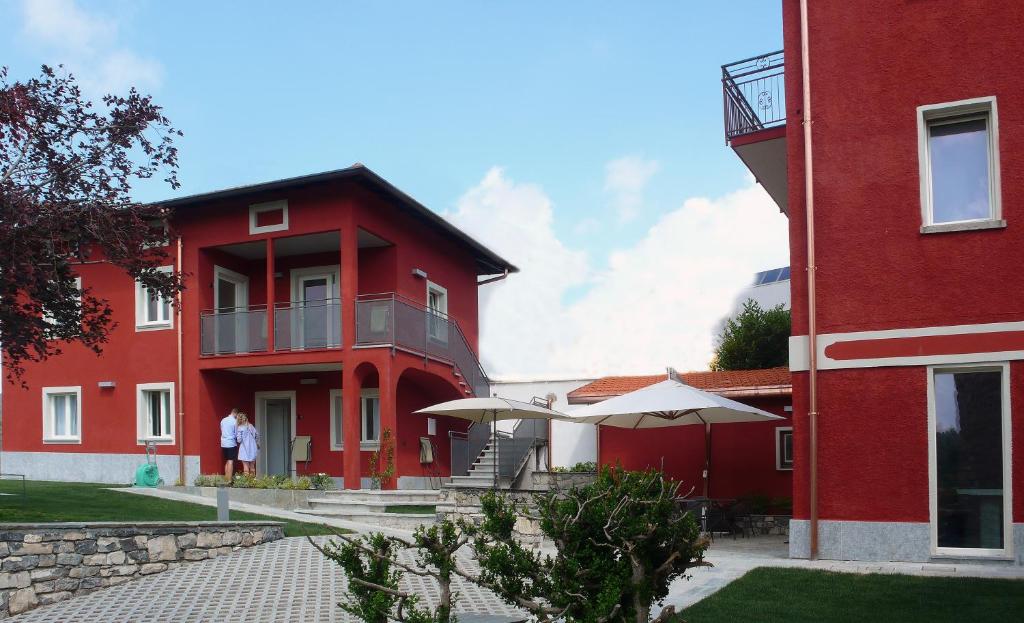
[
  {"xmin": 249, "ymin": 200, "xmax": 289, "ymax": 234},
  {"xmin": 918, "ymin": 97, "xmax": 1003, "ymax": 232},
  {"xmin": 330, "ymin": 389, "xmax": 344, "ymax": 450},
  {"xmin": 137, "ymin": 383, "xmax": 175, "ymax": 443},
  {"xmin": 426, "ymin": 281, "xmax": 448, "ymax": 343},
  {"xmin": 43, "ymin": 277, "xmax": 81, "ymax": 330},
  {"xmin": 360, "ymin": 389, "xmax": 381, "ymax": 448},
  {"xmin": 135, "ymin": 266, "xmax": 173, "ymax": 330},
  {"xmin": 928, "ymin": 364, "xmax": 1010, "ymax": 556},
  {"xmin": 775, "ymin": 427, "xmax": 793, "ymax": 470},
  {"xmin": 42, "ymin": 386, "xmax": 82, "ymax": 443}
]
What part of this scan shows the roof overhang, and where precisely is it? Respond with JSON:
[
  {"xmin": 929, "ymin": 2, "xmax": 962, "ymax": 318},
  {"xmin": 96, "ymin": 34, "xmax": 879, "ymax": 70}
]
[{"xmin": 157, "ymin": 165, "xmax": 518, "ymax": 277}]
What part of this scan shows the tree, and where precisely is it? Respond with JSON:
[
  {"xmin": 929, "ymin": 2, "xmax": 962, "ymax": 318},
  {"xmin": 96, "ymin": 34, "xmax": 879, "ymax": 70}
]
[
  {"xmin": 711, "ymin": 299, "xmax": 790, "ymax": 371},
  {"xmin": 316, "ymin": 467, "xmax": 709, "ymax": 622},
  {"xmin": 0, "ymin": 65, "xmax": 183, "ymax": 380}
]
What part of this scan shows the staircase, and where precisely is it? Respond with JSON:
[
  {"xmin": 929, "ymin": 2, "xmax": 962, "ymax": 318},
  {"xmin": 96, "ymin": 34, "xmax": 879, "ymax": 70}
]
[
  {"xmin": 294, "ymin": 489, "xmax": 439, "ymax": 531},
  {"xmin": 447, "ymin": 434, "xmax": 509, "ymax": 489}
]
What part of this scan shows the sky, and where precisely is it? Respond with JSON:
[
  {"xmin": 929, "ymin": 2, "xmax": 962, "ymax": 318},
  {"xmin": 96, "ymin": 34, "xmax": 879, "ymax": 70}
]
[{"xmin": 0, "ymin": 0, "xmax": 791, "ymax": 379}]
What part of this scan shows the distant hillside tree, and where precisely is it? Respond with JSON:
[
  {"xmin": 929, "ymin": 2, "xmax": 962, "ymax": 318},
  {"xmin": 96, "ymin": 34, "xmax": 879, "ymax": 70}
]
[
  {"xmin": 0, "ymin": 65, "xmax": 183, "ymax": 380},
  {"xmin": 711, "ymin": 300, "xmax": 790, "ymax": 371}
]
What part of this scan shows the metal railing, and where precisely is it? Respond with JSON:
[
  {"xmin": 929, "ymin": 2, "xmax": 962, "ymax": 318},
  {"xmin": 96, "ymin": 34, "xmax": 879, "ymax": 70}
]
[
  {"xmin": 496, "ymin": 419, "xmax": 549, "ymax": 480},
  {"xmin": 200, "ymin": 306, "xmax": 268, "ymax": 355},
  {"xmin": 355, "ymin": 293, "xmax": 490, "ymax": 397},
  {"xmin": 274, "ymin": 299, "xmax": 342, "ymax": 351},
  {"xmin": 722, "ymin": 50, "xmax": 785, "ymax": 141}
]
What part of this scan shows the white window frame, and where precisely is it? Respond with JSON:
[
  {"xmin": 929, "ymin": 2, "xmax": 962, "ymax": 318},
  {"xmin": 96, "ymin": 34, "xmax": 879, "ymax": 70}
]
[
  {"xmin": 249, "ymin": 200, "xmax": 289, "ymax": 235},
  {"xmin": 917, "ymin": 96, "xmax": 1004, "ymax": 233},
  {"xmin": 137, "ymin": 382, "xmax": 175, "ymax": 444},
  {"xmin": 135, "ymin": 266, "xmax": 174, "ymax": 331},
  {"xmin": 775, "ymin": 426, "xmax": 793, "ymax": 471},
  {"xmin": 426, "ymin": 280, "xmax": 449, "ymax": 343},
  {"xmin": 44, "ymin": 276, "xmax": 81, "ymax": 329},
  {"xmin": 330, "ymin": 389, "xmax": 344, "ymax": 451},
  {"xmin": 360, "ymin": 388, "xmax": 381, "ymax": 449},
  {"xmin": 926, "ymin": 362, "xmax": 1013, "ymax": 560},
  {"xmin": 42, "ymin": 386, "xmax": 82, "ymax": 444}
]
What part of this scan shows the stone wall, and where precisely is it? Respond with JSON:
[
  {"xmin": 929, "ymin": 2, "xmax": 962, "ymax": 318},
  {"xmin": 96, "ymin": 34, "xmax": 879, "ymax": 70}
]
[
  {"xmin": 745, "ymin": 514, "xmax": 790, "ymax": 536},
  {"xmin": 0, "ymin": 522, "xmax": 283, "ymax": 618}
]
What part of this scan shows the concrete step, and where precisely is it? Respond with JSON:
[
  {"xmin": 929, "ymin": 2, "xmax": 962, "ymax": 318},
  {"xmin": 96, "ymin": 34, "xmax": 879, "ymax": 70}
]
[
  {"xmin": 446, "ymin": 475, "xmax": 508, "ymax": 489},
  {"xmin": 293, "ymin": 509, "xmax": 436, "ymax": 530},
  {"xmin": 307, "ymin": 499, "xmax": 437, "ymax": 514},
  {"xmin": 312, "ymin": 490, "xmax": 440, "ymax": 504}
]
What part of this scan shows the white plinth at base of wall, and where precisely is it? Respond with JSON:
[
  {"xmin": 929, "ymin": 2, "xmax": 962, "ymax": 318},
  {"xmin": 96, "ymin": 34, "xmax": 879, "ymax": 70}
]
[
  {"xmin": 1, "ymin": 451, "xmax": 201, "ymax": 485},
  {"xmin": 790, "ymin": 519, "xmax": 1024, "ymax": 565}
]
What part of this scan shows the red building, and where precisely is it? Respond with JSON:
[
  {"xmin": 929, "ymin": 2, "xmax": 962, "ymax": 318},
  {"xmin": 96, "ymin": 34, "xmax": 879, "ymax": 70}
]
[
  {"xmin": 568, "ymin": 368, "xmax": 793, "ymax": 503},
  {"xmin": 1, "ymin": 164, "xmax": 516, "ymax": 489},
  {"xmin": 725, "ymin": 2, "xmax": 1023, "ymax": 563}
]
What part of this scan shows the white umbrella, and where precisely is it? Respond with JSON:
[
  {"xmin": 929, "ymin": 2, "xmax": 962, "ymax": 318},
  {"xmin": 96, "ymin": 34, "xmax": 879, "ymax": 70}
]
[
  {"xmin": 415, "ymin": 397, "xmax": 567, "ymax": 487},
  {"xmin": 566, "ymin": 369, "xmax": 783, "ymax": 498}
]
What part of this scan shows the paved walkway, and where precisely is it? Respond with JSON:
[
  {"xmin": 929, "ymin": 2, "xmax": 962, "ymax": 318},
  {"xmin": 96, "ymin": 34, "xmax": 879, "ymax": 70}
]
[{"xmin": 21, "ymin": 489, "xmax": 1011, "ymax": 621}]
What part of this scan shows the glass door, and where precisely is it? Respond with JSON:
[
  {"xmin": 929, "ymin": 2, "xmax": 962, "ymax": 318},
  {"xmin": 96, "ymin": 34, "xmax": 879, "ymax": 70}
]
[
  {"xmin": 299, "ymin": 274, "xmax": 331, "ymax": 349},
  {"xmin": 214, "ymin": 268, "xmax": 248, "ymax": 354},
  {"xmin": 931, "ymin": 366, "xmax": 1010, "ymax": 556}
]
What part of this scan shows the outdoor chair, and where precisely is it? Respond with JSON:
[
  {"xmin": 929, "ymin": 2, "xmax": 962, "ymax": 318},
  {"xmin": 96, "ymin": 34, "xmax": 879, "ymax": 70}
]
[
  {"xmin": 291, "ymin": 436, "xmax": 312, "ymax": 476},
  {"xmin": 419, "ymin": 436, "xmax": 442, "ymax": 489}
]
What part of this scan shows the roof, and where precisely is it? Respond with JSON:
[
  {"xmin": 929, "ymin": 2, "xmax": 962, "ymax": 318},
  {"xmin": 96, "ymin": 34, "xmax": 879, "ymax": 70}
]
[
  {"xmin": 158, "ymin": 164, "xmax": 518, "ymax": 277},
  {"xmin": 567, "ymin": 367, "xmax": 792, "ymax": 403}
]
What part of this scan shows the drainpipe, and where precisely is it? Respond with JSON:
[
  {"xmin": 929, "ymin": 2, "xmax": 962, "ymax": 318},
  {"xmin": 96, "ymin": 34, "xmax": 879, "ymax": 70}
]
[
  {"xmin": 800, "ymin": 0, "xmax": 820, "ymax": 560},
  {"xmin": 176, "ymin": 235, "xmax": 186, "ymax": 486}
]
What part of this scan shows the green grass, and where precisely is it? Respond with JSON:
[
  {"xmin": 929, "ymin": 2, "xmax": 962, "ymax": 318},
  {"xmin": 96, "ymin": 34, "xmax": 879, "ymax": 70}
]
[
  {"xmin": 384, "ymin": 505, "xmax": 436, "ymax": 515},
  {"xmin": 0, "ymin": 479, "xmax": 343, "ymax": 538},
  {"xmin": 680, "ymin": 567, "xmax": 1024, "ymax": 622}
]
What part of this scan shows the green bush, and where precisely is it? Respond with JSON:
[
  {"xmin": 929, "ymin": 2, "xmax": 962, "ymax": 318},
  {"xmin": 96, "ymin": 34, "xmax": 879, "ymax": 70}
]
[
  {"xmin": 310, "ymin": 472, "xmax": 335, "ymax": 490},
  {"xmin": 192, "ymin": 473, "xmax": 316, "ymax": 490}
]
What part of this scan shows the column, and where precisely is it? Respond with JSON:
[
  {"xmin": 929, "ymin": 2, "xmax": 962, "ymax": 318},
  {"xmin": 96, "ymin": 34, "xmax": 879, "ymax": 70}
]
[
  {"xmin": 339, "ymin": 217, "xmax": 358, "ymax": 349},
  {"xmin": 342, "ymin": 366, "xmax": 363, "ymax": 489},
  {"xmin": 378, "ymin": 359, "xmax": 397, "ymax": 490},
  {"xmin": 265, "ymin": 238, "xmax": 275, "ymax": 352}
]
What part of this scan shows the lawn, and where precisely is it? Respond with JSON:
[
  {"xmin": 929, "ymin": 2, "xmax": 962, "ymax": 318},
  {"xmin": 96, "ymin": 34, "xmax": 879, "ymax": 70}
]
[
  {"xmin": 0, "ymin": 479, "xmax": 341, "ymax": 538},
  {"xmin": 384, "ymin": 505, "xmax": 437, "ymax": 514},
  {"xmin": 680, "ymin": 567, "xmax": 1024, "ymax": 622}
]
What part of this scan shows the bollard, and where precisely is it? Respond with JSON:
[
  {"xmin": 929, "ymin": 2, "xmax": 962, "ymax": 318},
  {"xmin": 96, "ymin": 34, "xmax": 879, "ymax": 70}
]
[{"xmin": 216, "ymin": 482, "xmax": 230, "ymax": 521}]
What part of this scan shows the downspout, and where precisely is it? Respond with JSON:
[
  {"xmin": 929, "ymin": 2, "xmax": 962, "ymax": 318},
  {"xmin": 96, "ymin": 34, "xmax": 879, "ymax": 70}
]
[
  {"xmin": 176, "ymin": 235, "xmax": 186, "ymax": 486},
  {"xmin": 799, "ymin": 0, "xmax": 820, "ymax": 560}
]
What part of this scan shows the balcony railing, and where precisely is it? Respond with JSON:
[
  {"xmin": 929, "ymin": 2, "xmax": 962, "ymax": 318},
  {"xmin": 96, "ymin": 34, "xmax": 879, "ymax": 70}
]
[
  {"xmin": 722, "ymin": 50, "xmax": 785, "ymax": 141},
  {"xmin": 355, "ymin": 293, "xmax": 490, "ymax": 397},
  {"xmin": 200, "ymin": 306, "xmax": 268, "ymax": 356},
  {"xmin": 200, "ymin": 300, "xmax": 341, "ymax": 356},
  {"xmin": 274, "ymin": 299, "xmax": 342, "ymax": 351}
]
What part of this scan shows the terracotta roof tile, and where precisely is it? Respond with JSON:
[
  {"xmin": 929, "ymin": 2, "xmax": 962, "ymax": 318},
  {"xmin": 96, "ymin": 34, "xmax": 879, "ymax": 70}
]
[{"xmin": 567, "ymin": 367, "xmax": 791, "ymax": 402}]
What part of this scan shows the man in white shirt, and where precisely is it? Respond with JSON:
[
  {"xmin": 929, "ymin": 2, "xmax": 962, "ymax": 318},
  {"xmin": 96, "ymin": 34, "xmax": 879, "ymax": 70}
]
[{"xmin": 221, "ymin": 409, "xmax": 240, "ymax": 480}]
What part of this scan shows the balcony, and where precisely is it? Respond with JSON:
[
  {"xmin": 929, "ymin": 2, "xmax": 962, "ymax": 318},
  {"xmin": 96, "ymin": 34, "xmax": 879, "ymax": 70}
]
[
  {"xmin": 355, "ymin": 293, "xmax": 489, "ymax": 397},
  {"xmin": 722, "ymin": 50, "xmax": 788, "ymax": 213},
  {"xmin": 200, "ymin": 299, "xmax": 341, "ymax": 356}
]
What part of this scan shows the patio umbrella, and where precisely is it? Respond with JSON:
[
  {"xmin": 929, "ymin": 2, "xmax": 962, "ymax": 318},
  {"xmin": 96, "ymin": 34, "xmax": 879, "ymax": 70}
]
[
  {"xmin": 565, "ymin": 369, "xmax": 782, "ymax": 498},
  {"xmin": 415, "ymin": 397, "xmax": 568, "ymax": 487}
]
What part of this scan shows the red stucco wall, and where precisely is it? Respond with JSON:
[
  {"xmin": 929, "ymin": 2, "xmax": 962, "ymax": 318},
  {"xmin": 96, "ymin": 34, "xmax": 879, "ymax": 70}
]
[
  {"xmin": 781, "ymin": 0, "xmax": 1024, "ymax": 524},
  {"xmin": 598, "ymin": 396, "xmax": 792, "ymax": 502}
]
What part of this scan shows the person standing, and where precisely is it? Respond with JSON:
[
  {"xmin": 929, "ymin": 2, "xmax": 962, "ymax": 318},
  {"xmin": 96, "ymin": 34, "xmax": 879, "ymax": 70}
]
[
  {"xmin": 235, "ymin": 412, "xmax": 260, "ymax": 476},
  {"xmin": 220, "ymin": 408, "xmax": 240, "ymax": 481}
]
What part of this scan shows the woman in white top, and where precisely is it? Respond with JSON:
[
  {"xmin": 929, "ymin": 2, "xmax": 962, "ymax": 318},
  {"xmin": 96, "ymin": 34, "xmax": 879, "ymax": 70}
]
[{"xmin": 235, "ymin": 412, "xmax": 260, "ymax": 476}]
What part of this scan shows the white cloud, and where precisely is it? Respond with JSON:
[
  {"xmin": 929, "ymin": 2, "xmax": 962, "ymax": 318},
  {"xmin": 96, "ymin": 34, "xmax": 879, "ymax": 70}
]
[
  {"xmin": 450, "ymin": 169, "xmax": 789, "ymax": 378},
  {"xmin": 20, "ymin": 0, "xmax": 162, "ymax": 95},
  {"xmin": 604, "ymin": 155, "xmax": 660, "ymax": 222}
]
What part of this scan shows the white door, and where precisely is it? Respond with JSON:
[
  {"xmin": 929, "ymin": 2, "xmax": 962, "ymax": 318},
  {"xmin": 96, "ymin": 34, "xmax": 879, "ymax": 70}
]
[
  {"xmin": 256, "ymin": 392, "xmax": 295, "ymax": 476},
  {"xmin": 426, "ymin": 281, "xmax": 448, "ymax": 344},
  {"xmin": 214, "ymin": 267, "xmax": 249, "ymax": 354},
  {"xmin": 290, "ymin": 267, "xmax": 339, "ymax": 349}
]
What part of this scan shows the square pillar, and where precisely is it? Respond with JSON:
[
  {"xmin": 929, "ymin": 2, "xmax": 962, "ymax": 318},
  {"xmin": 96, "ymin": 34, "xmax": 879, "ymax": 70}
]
[
  {"xmin": 342, "ymin": 366, "xmax": 362, "ymax": 489},
  {"xmin": 378, "ymin": 361, "xmax": 397, "ymax": 490},
  {"xmin": 265, "ymin": 238, "xmax": 275, "ymax": 352},
  {"xmin": 339, "ymin": 219, "xmax": 358, "ymax": 349}
]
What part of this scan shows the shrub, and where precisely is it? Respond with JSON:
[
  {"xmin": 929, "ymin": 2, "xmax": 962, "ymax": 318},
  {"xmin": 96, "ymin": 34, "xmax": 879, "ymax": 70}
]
[
  {"xmin": 310, "ymin": 472, "xmax": 335, "ymax": 490},
  {"xmin": 318, "ymin": 466, "xmax": 708, "ymax": 622}
]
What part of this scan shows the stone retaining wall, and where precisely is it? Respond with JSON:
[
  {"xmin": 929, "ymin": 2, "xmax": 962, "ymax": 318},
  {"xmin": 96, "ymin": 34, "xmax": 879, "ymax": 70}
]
[
  {"xmin": 0, "ymin": 521, "xmax": 284, "ymax": 618},
  {"xmin": 746, "ymin": 514, "xmax": 790, "ymax": 536}
]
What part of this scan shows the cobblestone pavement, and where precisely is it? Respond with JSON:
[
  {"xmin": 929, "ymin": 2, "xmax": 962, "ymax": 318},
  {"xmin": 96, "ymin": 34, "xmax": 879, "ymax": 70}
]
[
  {"xmin": 14, "ymin": 532, "xmax": 1024, "ymax": 621},
  {"xmin": 12, "ymin": 536, "xmax": 526, "ymax": 623}
]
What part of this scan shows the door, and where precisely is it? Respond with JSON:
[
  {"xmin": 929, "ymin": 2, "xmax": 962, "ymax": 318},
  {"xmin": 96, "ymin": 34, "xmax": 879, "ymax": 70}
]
[
  {"xmin": 299, "ymin": 274, "xmax": 331, "ymax": 349},
  {"xmin": 258, "ymin": 395, "xmax": 293, "ymax": 477},
  {"xmin": 426, "ymin": 281, "xmax": 448, "ymax": 344},
  {"xmin": 214, "ymin": 267, "xmax": 249, "ymax": 354},
  {"xmin": 289, "ymin": 267, "xmax": 339, "ymax": 349}
]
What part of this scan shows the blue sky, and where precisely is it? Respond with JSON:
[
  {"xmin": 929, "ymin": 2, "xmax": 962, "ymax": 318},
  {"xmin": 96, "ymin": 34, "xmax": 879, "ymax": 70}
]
[{"xmin": 2, "ymin": 0, "xmax": 791, "ymax": 377}]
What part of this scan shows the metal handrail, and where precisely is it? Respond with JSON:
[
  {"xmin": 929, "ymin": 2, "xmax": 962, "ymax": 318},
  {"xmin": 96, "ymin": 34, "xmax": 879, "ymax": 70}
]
[{"xmin": 721, "ymin": 50, "xmax": 786, "ymax": 141}]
